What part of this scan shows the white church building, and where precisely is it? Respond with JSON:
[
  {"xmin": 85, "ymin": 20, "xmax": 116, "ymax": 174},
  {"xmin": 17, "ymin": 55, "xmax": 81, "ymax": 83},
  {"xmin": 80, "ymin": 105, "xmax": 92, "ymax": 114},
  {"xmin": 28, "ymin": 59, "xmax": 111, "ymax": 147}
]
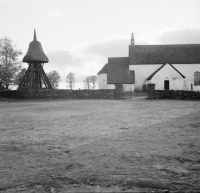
[{"xmin": 97, "ymin": 33, "xmax": 200, "ymax": 92}]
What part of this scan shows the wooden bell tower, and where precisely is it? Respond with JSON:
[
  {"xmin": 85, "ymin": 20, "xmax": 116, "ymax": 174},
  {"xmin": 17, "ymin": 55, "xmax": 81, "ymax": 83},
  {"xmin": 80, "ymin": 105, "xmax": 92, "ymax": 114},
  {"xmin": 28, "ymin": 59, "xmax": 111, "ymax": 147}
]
[{"xmin": 18, "ymin": 29, "xmax": 52, "ymax": 89}]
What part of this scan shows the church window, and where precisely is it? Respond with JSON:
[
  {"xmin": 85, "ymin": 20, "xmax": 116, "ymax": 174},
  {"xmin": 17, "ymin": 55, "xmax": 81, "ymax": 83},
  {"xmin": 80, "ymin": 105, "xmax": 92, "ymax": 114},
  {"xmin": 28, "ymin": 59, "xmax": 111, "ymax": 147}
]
[{"xmin": 194, "ymin": 71, "xmax": 200, "ymax": 86}]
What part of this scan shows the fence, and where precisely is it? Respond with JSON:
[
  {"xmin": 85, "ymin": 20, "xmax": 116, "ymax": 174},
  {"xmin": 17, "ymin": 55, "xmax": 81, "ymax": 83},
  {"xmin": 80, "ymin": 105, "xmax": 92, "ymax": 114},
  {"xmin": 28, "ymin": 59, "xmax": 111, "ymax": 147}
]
[
  {"xmin": 0, "ymin": 89, "xmax": 148, "ymax": 100},
  {"xmin": 154, "ymin": 90, "xmax": 200, "ymax": 100},
  {"xmin": 147, "ymin": 83, "xmax": 200, "ymax": 100},
  {"xmin": 0, "ymin": 89, "xmax": 117, "ymax": 100}
]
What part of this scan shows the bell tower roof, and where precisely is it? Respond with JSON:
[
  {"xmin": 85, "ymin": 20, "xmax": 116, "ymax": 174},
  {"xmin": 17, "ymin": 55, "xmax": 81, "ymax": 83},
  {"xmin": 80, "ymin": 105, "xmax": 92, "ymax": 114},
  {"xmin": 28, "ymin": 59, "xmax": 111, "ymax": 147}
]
[{"xmin": 23, "ymin": 29, "xmax": 49, "ymax": 63}]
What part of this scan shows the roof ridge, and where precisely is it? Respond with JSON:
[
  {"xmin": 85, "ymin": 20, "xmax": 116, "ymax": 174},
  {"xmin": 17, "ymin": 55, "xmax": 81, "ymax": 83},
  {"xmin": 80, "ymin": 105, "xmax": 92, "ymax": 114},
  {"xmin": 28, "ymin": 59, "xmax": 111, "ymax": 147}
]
[
  {"xmin": 108, "ymin": 57, "xmax": 129, "ymax": 59},
  {"xmin": 131, "ymin": 44, "xmax": 200, "ymax": 46}
]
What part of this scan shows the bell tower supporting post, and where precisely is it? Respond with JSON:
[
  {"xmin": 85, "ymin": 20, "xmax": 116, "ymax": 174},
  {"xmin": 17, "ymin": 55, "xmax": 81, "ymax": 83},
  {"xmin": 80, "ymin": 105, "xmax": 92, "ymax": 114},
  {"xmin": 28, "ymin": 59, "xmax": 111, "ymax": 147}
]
[{"xmin": 18, "ymin": 62, "xmax": 52, "ymax": 89}]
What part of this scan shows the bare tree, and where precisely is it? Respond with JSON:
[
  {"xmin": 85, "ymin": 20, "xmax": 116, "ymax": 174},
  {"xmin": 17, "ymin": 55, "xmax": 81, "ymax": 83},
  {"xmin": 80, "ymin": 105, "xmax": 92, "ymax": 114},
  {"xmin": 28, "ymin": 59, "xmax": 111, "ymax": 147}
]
[
  {"xmin": 47, "ymin": 70, "xmax": 61, "ymax": 89},
  {"xmin": 66, "ymin": 72, "xmax": 75, "ymax": 89},
  {"xmin": 0, "ymin": 37, "xmax": 22, "ymax": 89},
  {"xmin": 83, "ymin": 76, "xmax": 97, "ymax": 90},
  {"xmin": 83, "ymin": 76, "xmax": 91, "ymax": 89},
  {"xmin": 90, "ymin": 76, "xmax": 97, "ymax": 89}
]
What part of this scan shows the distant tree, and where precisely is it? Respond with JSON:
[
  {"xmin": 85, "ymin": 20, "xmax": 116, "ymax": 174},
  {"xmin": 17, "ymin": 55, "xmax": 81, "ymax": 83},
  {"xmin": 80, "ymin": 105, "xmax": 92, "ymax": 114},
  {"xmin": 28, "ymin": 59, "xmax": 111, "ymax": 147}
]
[
  {"xmin": 0, "ymin": 37, "xmax": 22, "ymax": 89},
  {"xmin": 47, "ymin": 70, "xmax": 61, "ymax": 89},
  {"xmin": 66, "ymin": 72, "xmax": 75, "ymax": 89},
  {"xmin": 83, "ymin": 76, "xmax": 91, "ymax": 89},
  {"xmin": 14, "ymin": 68, "xmax": 26, "ymax": 86},
  {"xmin": 83, "ymin": 75, "xmax": 97, "ymax": 90},
  {"xmin": 90, "ymin": 76, "xmax": 97, "ymax": 89}
]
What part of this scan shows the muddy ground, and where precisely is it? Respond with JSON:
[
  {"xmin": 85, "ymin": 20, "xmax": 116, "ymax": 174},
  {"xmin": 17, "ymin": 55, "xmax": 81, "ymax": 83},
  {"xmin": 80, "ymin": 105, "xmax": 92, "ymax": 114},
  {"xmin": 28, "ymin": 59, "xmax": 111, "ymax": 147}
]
[{"xmin": 0, "ymin": 98, "xmax": 200, "ymax": 192}]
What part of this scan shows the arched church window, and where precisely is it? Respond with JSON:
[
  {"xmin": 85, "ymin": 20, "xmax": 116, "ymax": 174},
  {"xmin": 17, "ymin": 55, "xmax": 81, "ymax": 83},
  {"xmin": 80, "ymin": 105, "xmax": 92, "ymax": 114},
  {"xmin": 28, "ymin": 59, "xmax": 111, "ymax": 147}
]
[{"xmin": 194, "ymin": 71, "xmax": 200, "ymax": 86}]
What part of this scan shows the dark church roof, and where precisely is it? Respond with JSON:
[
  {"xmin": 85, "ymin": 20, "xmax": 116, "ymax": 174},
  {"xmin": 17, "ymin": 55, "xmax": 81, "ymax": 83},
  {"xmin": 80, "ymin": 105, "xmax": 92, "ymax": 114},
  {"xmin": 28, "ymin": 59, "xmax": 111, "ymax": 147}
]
[
  {"xmin": 129, "ymin": 44, "xmax": 200, "ymax": 64},
  {"xmin": 147, "ymin": 63, "xmax": 186, "ymax": 80},
  {"xmin": 107, "ymin": 57, "xmax": 135, "ymax": 84},
  {"xmin": 97, "ymin": 63, "xmax": 107, "ymax": 75},
  {"xmin": 23, "ymin": 29, "xmax": 49, "ymax": 63}
]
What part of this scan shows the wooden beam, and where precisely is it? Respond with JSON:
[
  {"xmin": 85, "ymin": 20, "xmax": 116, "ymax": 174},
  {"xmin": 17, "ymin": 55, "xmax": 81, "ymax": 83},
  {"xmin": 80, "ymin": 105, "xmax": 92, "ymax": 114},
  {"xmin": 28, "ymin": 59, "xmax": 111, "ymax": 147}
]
[
  {"xmin": 18, "ymin": 62, "xmax": 53, "ymax": 89},
  {"xmin": 18, "ymin": 65, "xmax": 31, "ymax": 89},
  {"xmin": 39, "ymin": 63, "xmax": 52, "ymax": 89}
]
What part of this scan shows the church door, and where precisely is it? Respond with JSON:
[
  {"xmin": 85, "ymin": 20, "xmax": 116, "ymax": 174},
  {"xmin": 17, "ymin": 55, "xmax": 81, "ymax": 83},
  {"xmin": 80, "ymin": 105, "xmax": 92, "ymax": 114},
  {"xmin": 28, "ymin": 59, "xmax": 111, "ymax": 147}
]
[{"xmin": 164, "ymin": 80, "xmax": 169, "ymax": 90}]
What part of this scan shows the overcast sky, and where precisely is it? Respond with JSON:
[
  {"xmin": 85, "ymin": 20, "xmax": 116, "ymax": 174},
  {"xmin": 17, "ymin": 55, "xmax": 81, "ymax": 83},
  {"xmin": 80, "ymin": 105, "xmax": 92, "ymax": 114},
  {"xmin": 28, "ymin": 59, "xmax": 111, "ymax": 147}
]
[{"xmin": 0, "ymin": 0, "xmax": 200, "ymax": 89}]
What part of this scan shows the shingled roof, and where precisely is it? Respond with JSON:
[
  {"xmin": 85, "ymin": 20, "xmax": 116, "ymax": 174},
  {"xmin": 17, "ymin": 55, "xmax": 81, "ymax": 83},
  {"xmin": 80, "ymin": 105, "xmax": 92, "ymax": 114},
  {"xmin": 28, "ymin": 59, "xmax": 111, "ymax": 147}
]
[
  {"xmin": 129, "ymin": 44, "xmax": 200, "ymax": 64},
  {"xmin": 23, "ymin": 29, "xmax": 49, "ymax": 63},
  {"xmin": 107, "ymin": 57, "xmax": 135, "ymax": 84},
  {"xmin": 97, "ymin": 63, "xmax": 107, "ymax": 75},
  {"xmin": 147, "ymin": 63, "xmax": 186, "ymax": 80}
]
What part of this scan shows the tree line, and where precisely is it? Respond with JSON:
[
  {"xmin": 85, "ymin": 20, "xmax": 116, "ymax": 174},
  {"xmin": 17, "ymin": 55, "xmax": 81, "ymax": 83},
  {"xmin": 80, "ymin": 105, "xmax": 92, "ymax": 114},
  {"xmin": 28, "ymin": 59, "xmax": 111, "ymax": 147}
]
[
  {"xmin": 0, "ymin": 37, "xmax": 97, "ymax": 90},
  {"xmin": 66, "ymin": 73, "xmax": 97, "ymax": 90},
  {"xmin": 0, "ymin": 37, "xmax": 22, "ymax": 89}
]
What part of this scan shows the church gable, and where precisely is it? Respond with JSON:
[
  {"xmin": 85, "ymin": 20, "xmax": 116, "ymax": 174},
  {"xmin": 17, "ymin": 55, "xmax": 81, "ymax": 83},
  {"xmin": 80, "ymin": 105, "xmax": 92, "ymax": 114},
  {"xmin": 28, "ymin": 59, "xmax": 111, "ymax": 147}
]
[
  {"xmin": 148, "ymin": 63, "xmax": 186, "ymax": 90},
  {"xmin": 147, "ymin": 63, "xmax": 186, "ymax": 80}
]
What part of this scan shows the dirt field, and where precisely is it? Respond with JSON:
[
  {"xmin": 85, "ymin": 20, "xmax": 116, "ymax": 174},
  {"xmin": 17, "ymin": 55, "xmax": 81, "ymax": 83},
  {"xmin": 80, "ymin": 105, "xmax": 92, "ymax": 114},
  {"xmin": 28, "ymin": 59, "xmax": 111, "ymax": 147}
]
[{"xmin": 0, "ymin": 98, "xmax": 200, "ymax": 192}]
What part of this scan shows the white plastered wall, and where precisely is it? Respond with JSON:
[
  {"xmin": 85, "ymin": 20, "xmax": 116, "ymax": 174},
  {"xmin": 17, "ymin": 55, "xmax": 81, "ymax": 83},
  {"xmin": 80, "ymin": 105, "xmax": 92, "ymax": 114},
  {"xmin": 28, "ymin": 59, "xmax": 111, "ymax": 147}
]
[
  {"xmin": 97, "ymin": 74, "xmax": 115, "ymax": 89},
  {"xmin": 173, "ymin": 64, "xmax": 200, "ymax": 91},
  {"xmin": 123, "ymin": 84, "xmax": 135, "ymax": 91},
  {"xmin": 108, "ymin": 84, "xmax": 115, "ymax": 89},
  {"xmin": 130, "ymin": 63, "xmax": 200, "ymax": 91},
  {"xmin": 98, "ymin": 74, "xmax": 134, "ymax": 90},
  {"xmin": 129, "ymin": 64, "xmax": 162, "ymax": 91}
]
